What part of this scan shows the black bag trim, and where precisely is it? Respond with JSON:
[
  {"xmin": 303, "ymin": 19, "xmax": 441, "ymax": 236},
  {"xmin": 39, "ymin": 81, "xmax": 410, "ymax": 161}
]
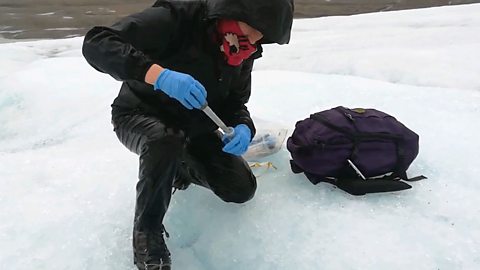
[
  {"xmin": 290, "ymin": 159, "xmax": 304, "ymax": 174},
  {"xmin": 333, "ymin": 178, "xmax": 412, "ymax": 196}
]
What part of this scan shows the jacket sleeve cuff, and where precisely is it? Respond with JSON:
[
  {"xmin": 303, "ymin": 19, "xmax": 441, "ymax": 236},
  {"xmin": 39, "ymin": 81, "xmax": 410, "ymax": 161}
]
[{"xmin": 134, "ymin": 57, "xmax": 155, "ymax": 83}]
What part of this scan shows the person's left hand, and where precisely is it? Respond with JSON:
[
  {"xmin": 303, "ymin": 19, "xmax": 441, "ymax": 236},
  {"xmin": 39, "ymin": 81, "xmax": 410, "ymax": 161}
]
[{"xmin": 222, "ymin": 124, "xmax": 251, "ymax": 156}]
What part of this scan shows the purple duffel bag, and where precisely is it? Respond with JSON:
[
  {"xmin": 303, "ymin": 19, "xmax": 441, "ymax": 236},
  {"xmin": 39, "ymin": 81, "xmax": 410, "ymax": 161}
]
[{"xmin": 287, "ymin": 106, "xmax": 425, "ymax": 195}]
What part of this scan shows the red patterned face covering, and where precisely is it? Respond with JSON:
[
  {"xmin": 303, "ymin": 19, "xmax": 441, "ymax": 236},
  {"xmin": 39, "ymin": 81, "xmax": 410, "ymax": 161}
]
[{"xmin": 217, "ymin": 19, "xmax": 257, "ymax": 66}]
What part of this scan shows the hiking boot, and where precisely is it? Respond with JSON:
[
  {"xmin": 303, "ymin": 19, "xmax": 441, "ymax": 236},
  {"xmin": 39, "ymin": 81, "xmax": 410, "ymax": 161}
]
[{"xmin": 133, "ymin": 227, "xmax": 171, "ymax": 270}]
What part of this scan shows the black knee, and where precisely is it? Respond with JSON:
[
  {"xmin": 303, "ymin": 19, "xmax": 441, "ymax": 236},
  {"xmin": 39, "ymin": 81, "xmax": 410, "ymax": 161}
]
[{"xmin": 217, "ymin": 175, "xmax": 257, "ymax": 204}]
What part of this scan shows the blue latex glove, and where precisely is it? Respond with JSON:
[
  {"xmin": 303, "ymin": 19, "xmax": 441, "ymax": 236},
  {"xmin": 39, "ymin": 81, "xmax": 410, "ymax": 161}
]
[
  {"xmin": 222, "ymin": 124, "xmax": 251, "ymax": 156},
  {"xmin": 154, "ymin": 69, "xmax": 207, "ymax": 109}
]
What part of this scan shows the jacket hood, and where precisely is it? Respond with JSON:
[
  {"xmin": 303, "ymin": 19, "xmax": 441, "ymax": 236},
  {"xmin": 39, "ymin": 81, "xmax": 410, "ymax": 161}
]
[{"xmin": 206, "ymin": 0, "xmax": 294, "ymax": 45}]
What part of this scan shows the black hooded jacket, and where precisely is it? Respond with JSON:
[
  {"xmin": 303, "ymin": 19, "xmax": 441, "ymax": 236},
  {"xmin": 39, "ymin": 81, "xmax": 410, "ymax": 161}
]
[{"xmin": 82, "ymin": 0, "xmax": 294, "ymax": 138}]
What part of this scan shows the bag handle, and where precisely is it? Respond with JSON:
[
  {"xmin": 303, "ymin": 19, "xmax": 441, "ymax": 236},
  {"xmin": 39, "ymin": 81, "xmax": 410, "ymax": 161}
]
[{"xmin": 310, "ymin": 113, "xmax": 403, "ymax": 141}]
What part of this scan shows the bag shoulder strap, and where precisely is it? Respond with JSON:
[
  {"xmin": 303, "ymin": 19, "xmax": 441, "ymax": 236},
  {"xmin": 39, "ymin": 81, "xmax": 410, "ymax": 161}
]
[{"xmin": 394, "ymin": 171, "xmax": 427, "ymax": 182}]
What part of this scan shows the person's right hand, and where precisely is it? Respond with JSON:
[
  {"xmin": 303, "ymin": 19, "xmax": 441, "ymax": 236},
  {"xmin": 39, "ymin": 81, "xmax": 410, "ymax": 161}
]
[{"xmin": 154, "ymin": 69, "xmax": 207, "ymax": 109}]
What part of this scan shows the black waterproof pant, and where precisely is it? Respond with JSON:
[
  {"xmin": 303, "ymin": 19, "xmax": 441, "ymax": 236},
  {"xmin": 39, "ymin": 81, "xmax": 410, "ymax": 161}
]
[{"xmin": 112, "ymin": 111, "xmax": 257, "ymax": 232}]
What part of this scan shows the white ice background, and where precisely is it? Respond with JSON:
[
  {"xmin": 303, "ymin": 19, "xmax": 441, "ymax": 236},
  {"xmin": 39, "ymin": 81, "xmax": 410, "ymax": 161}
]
[{"xmin": 1, "ymin": 4, "xmax": 480, "ymax": 270}]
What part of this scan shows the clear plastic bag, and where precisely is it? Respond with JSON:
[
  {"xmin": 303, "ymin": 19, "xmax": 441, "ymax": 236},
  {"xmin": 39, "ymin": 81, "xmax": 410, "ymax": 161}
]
[{"xmin": 242, "ymin": 128, "xmax": 288, "ymax": 161}]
